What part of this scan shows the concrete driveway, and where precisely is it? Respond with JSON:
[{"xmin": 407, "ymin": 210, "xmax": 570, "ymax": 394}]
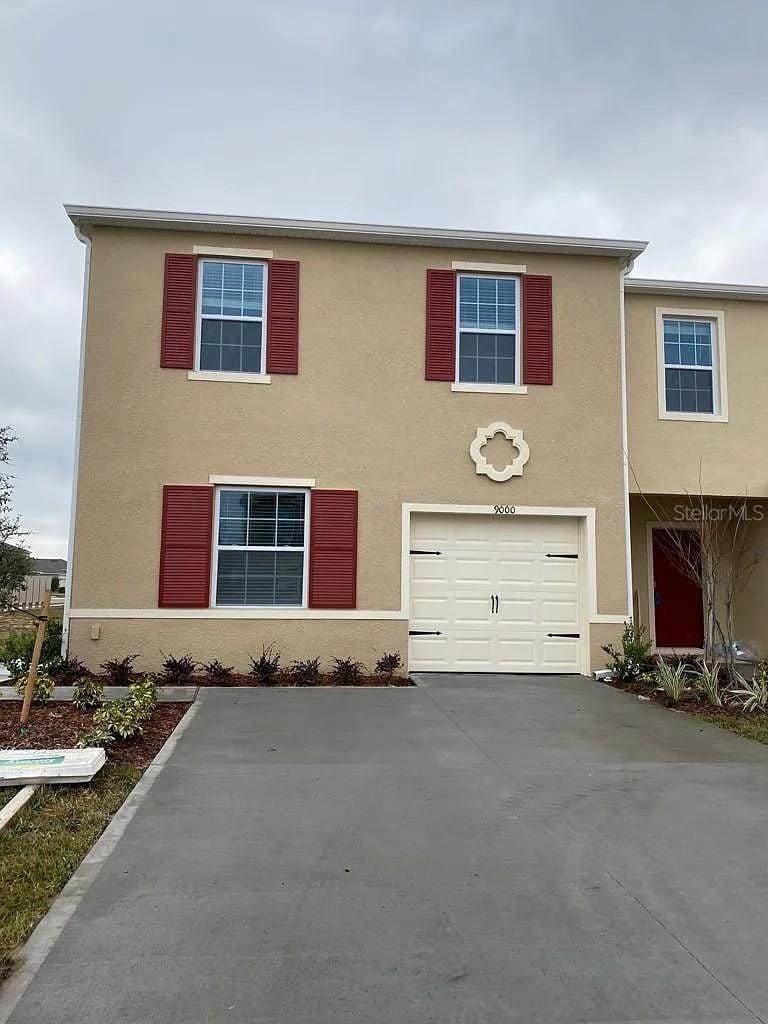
[{"xmin": 5, "ymin": 674, "xmax": 768, "ymax": 1024}]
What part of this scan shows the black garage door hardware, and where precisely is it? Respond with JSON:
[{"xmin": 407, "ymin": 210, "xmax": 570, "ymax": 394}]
[
  {"xmin": 409, "ymin": 629, "xmax": 442, "ymax": 636},
  {"xmin": 547, "ymin": 632, "xmax": 580, "ymax": 638},
  {"xmin": 545, "ymin": 553, "xmax": 578, "ymax": 559},
  {"xmin": 410, "ymin": 549, "xmax": 442, "ymax": 555}
]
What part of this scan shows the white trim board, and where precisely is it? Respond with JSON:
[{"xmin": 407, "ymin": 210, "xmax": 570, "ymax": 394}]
[
  {"xmin": 68, "ymin": 608, "xmax": 408, "ymax": 620},
  {"xmin": 187, "ymin": 371, "xmax": 271, "ymax": 384},
  {"xmin": 193, "ymin": 245, "xmax": 273, "ymax": 259},
  {"xmin": 451, "ymin": 260, "xmax": 527, "ymax": 273},
  {"xmin": 208, "ymin": 475, "xmax": 316, "ymax": 487}
]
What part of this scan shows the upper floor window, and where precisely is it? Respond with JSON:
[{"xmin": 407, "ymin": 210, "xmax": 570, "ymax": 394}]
[
  {"xmin": 658, "ymin": 310, "xmax": 727, "ymax": 421},
  {"xmin": 457, "ymin": 274, "xmax": 519, "ymax": 385},
  {"xmin": 214, "ymin": 487, "xmax": 306, "ymax": 607},
  {"xmin": 198, "ymin": 260, "xmax": 265, "ymax": 375}
]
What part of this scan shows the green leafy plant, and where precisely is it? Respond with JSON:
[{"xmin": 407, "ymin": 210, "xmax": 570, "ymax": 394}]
[
  {"xmin": 693, "ymin": 660, "xmax": 723, "ymax": 707},
  {"xmin": 14, "ymin": 670, "xmax": 55, "ymax": 703},
  {"xmin": 71, "ymin": 676, "xmax": 104, "ymax": 710},
  {"xmin": 249, "ymin": 644, "xmax": 281, "ymax": 685},
  {"xmin": 76, "ymin": 725, "xmax": 115, "ymax": 748},
  {"xmin": 50, "ymin": 654, "xmax": 88, "ymax": 686},
  {"xmin": 160, "ymin": 653, "xmax": 197, "ymax": 684},
  {"xmin": 332, "ymin": 657, "xmax": 364, "ymax": 685},
  {"xmin": 374, "ymin": 652, "xmax": 403, "ymax": 678},
  {"xmin": 602, "ymin": 620, "xmax": 653, "ymax": 683},
  {"xmin": 290, "ymin": 657, "xmax": 321, "ymax": 686},
  {"xmin": 654, "ymin": 658, "xmax": 689, "ymax": 702},
  {"xmin": 730, "ymin": 664, "xmax": 768, "ymax": 713},
  {"xmin": 93, "ymin": 696, "xmax": 144, "ymax": 740},
  {"xmin": 128, "ymin": 676, "xmax": 158, "ymax": 720},
  {"xmin": 0, "ymin": 630, "xmax": 34, "ymax": 676},
  {"xmin": 100, "ymin": 654, "xmax": 138, "ymax": 685},
  {"xmin": 200, "ymin": 659, "xmax": 235, "ymax": 683}
]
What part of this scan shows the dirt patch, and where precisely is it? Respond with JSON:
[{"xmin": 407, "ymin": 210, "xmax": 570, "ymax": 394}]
[
  {"xmin": 0, "ymin": 702, "xmax": 190, "ymax": 770},
  {"xmin": 602, "ymin": 677, "xmax": 747, "ymax": 719},
  {"xmin": 77, "ymin": 672, "xmax": 416, "ymax": 687}
]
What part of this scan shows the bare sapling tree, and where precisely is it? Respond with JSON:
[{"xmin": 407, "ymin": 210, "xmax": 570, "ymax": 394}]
[
  {"xmin": 633, "ymin": 462, "xmax": 763, "ymax": 682},
  {"xmin": 0, "ymin": 426, "xmax": 33, "ymax": 608}
]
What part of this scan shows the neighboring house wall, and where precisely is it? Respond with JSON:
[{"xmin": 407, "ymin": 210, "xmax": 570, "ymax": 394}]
[
  {"xmin": 625, "ymin": 289, "xmax": 768, "ymax": 496},
  {"xmin": 67, "ymin": 224, "xmax": 632, "ymax": 671}
]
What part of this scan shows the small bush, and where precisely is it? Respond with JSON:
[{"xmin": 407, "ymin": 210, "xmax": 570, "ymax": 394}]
[
  {"xmin": 730, "ymin": 663, "xmax": 768, "ymax": 713},
  {"xmin": 655, "ymin": 658, "xmax": 689, "ymax": 702},
  {"xmin": 0, "ymin": 630, "xmax": 35, "ymax": 676},
  {"xmin": 72, "ymin": 676, "xmax": 105, "ymax": 710},
  {"xmin": 291, "ymin": 658, "xmax": 321, "ymax": 686},
  {"xmin": 93, "ymin": 696, "xmax": 143, "ymax": 740},
  {"xmin": 602, "ymin": 620, "xmax": 653, "ymax": 683},
  {"xmin": 76, "ymin": 725, "xmax": 115, "ymax": 748},
  {"xmin": 693, "ymin": 660, "xmax": 723, "ymax": 707},
  {"xmin": 375, "ymin": 652, "xmax": 403, "ymax": 678},
  {"xmin": 249, "ymin": 644, "xmax": 281, "ymax": 685},
  {"xmin": 41, "ymin": 618, "xmax": 63, "ymax": 668},
  {"xmin": 332, "ymin": 657, "xmax": 364, "ymax": 685},
  {"xmin": 100, "ymin": 654, "xmax": 139, "ymax": 685},
  {"xmin": 200, "ymin": 659, "xmax": 235, "ymax": 683},
  {"xmin": 128, "ymin": 676, "xmax": 158, "ymax": 720},
  {"xmin": 14, "ymin": 670, "xmax": 55, "ymax": 703},
  {"xmin": 50, "ymin": 654, "xmax": 88, "ymax": 686},
  {"xmin": 160, "ymin": 653, "xmax": 197, "ymax": 685}
]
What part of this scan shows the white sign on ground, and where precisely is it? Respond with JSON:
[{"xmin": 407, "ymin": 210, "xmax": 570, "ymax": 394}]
[{"xmin": 0, "ymin": 748, "xmax": 106, "ymax": 786}]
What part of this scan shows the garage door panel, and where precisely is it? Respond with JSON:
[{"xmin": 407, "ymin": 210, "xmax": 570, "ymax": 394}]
[{"xmin": 410, "ymin": 513, "xmax": 583, "ymax": 674}]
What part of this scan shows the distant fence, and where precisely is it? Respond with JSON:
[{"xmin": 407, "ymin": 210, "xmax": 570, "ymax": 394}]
[{"xmin": 11, "ymin": 575, "xmax": 65, "ymax": 610}]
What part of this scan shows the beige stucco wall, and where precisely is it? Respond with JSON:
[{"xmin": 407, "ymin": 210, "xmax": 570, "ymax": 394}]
[
  {"xmin": 69, "ymin": 225, "xmax": 630, "ymax": 671},
  {"xmin": 625, "ymin": 291, "xmax": 768, "ymax": 496}
]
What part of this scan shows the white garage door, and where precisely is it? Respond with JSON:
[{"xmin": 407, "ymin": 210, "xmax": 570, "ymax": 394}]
[{"xmin": 409, "ymin": 513, "xmax": 583, "ymax": 673}]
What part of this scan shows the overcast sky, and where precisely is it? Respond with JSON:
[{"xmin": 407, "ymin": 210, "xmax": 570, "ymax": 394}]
[{"xmin": 1, "ymin": 0, "xmax": 767, "ymax": 558}]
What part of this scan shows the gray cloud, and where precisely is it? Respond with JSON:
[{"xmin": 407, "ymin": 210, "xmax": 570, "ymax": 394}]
[{"xmin": 1, "ymin": 0, "xmax": 767, "ymax": 554}]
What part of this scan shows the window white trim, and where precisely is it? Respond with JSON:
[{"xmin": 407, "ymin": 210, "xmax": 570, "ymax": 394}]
[
  {"xmin": 211, "ymin": 486, "xmax": 309, "ymax": 609},
  {"xmin": 451, "ymin": 382, "xmax": 528, "ymax": 395},
  {"xmin": 451, "ymin": 260, "xmax": 527, "ymax": 274},
  {"xmin": 455, "ymin": 272, "xmax": 521, "ymax": 389},
  {"xmin": 656, "ymin": 307, "xmax": 728, "ymax": 422},
  {"xmin": 193, "ymin": 245, "xmax": 274, "ymax": 259},
  {"xmin": 195, "ymin": 257, "xmax": 268, "ymax": 378},
  {"xmin": 209, "ymin": 475, "xmax": 316, "ymax": 487},
  {"xmin": 187, "ymin": 371, "xmax": 271, "ymax": 384},
  {"xmin": 645, "ymin": 522, "xmax": 705, "ymax": 654}
]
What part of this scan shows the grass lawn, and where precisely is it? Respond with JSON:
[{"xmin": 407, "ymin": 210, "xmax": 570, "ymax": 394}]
[
  {"xmin": 0, "ymin": 762, "xmax": 140, "ymax": 981},
  {"xmin": 700, "ymin": 713, "xmax": 768, "ymax": 746}
]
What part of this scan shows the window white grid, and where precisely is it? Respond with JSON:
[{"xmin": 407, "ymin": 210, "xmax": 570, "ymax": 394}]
[
  {"xmin": 455, "ymin": 274, "xmax": 520, "ymax": 386},
  {"xmin": 212, "ymin": 487, "xmax": 309, "ymax": 608},
  {"xmin": 196, "ymin": 258, "xmax": 268, "ymax": 376},
  {"xmin": 662, "ymin": 316, "xmax": 717, "ymax": 416}
]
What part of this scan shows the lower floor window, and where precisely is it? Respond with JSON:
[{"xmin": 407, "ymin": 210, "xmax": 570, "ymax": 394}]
[{"xmin": 214, "ymin": 488, "xmax": 306, "ymax": 606}]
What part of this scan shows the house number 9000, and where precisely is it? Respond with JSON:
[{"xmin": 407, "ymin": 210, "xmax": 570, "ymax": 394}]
[{"xmin": 493, "ymin": 505, "xmax": 516, "ymax": 515}]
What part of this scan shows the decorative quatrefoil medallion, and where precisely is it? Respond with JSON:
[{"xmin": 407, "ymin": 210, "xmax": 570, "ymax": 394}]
[{"xmin": 469, "ymin": 421, "xmax": 530, "ymax": 482}]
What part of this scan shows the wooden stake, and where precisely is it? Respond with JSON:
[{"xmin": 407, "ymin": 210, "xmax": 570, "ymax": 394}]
[{"xmin": 19, "ymin": 588, "xmax": 52, "ymax": 727}]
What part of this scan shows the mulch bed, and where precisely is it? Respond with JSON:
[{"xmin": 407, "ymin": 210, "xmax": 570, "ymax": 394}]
[
  {"xmin": 0, "ymin": 702, "xmax": 190, "ymax": 770},
  {"xmin": 79, "ymin": 672, "xmax": 415, "ymax": 688},
  {"xmin": 602, "ymin": 676, "xmax": 743, "ymax": 719}
]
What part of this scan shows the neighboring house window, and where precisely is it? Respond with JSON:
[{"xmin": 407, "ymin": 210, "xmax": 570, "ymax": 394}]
[
  {"xmin": 457, "ymin": 274, "xmax": 519, "ymax": 384},
  {"xmin": 663, "ymin": 317, "xmax": 717, "ymax": 414},
  {"xmin": 214, "ymin": 488, "xmax": 306, "ymax": 606},
  {"xmin": 198, "ymin": 260, "xmax": 265, "ymax": 374}
]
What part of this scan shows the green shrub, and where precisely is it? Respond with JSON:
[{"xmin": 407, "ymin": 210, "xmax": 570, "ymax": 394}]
[
  {"xmin": 41, "ymin": 618, "xmax": 63, "ymax": 669},
  {"xmin": 160, "ymin": 653, "xmax": 197, "ymax": 684},
  {"xmin": 72, "ymin": 676, "xmax": 104, "ymax": 710},
  {"xmin": 249, "ymin": 644, "xmax": 281, "ymax": 685},
  {"xmin": 290, "ymin": 658, "xmax": 321, "ymax": 685},
  {"xmin": 730, "ymin": 664, "xmax": 768, "ymax": 713},
  {"xmin": 654, "ymin": 659, "xmax": 689, "ymax": 702},
  {"xmin": 128, "ymin": 676, "xmax": 157, "ymax": 720},
  {"xmin": 14, "ymin": 670, "xmax": 55, "ymax": 703},
  {"xmin": 332, "ymin": 657, "xmax": 364, "ymax": 685},
  {"xmin": 602, "ymin": 620, "xmax": 653, "ymax": 683},
  {"xmin": 200, "ymin": 659, "xmax": 235, "ymax": 683},
  {"xmin": 93, "ymin": 696, "xmax": 143, "ymax": 740},
  {"xmin": 693, "ymin": 660, "xmax": 723, "ymax": 707},
  {"xmin": 0, "ymin": 618, "xmax": 64, "ymax": 677},
  {"xmin": 375, "ymin": 652, "xmax": 403, "ymax": 678},
  {"xmin": 50, "ymin": 654, "xmax": 88, "ymax": 686},
  {"xmin": 76, "ymin": 725, "xmax": 115, "ymax": 748},
  {"xmin": 100, "ymin": 654, "xmax": 138, "ymax": 685}
]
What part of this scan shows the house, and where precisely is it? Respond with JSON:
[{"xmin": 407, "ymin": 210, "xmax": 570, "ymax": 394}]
[{"xmin": 61, "ymin": 206, "xmax": 768, "ymax": 674}]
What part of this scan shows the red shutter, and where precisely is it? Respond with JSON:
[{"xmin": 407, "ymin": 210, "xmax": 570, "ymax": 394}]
[
  {"xmin": 161, "ymin": 254, "xmax": 197, "ymax": 369},
  {"xmin": 266, "ymin": 260, "xmax": 300, "ymax": 374},
  {"xmin": 309, "ymin": 490, "xmax": 358, "ymax": 609},
  {"xmin": 522, "ymin": 274, "xmax": 553, "ymax": 385},
  {"xmin": 425, "ymin": 269, "xmax": 456, "ymax": 381},
  {"xmin": 158, "ymin": 485, "xmax": 213, "ymax": 608}
]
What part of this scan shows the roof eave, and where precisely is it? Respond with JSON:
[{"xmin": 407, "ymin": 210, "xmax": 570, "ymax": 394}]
[
  {"xmin": 64, "ymin": 205, "xmax": 648, "ymax": 260},
  {"xmin": 625, "ymin": 277, "xmax": 768, "ymax": 302}
]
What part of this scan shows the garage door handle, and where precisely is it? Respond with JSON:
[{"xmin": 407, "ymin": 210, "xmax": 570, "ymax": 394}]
[
  {"xmin": 409, "ymin": 629, "xmax": 442, "ymax": 636},
  {"xmin": 410, "ymin": 549, "xmax": 442, "ymax": 556},
  {"xmin": 490, "ymin": 594, "xmax": 499, "ymax": 613},
  {"xmin": 546, "ymin": 553, "xmax": 578, "ymax": 559},
  {"xmin": 547, "ymin": 632, "xmax": 580, "ymax": 638}
]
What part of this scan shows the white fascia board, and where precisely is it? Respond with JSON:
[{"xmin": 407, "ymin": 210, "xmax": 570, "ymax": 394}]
[
  {"xmin": 625, "ymin": 277, "xmax": 768, "ymax": 302},
  {"xmin": 64, "ymin": 205, "xmax": 648, "ymax": 259}
]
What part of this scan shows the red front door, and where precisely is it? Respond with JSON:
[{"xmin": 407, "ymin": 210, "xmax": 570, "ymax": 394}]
[{"xmin": 652, "ymin": 528, "xmax": 705, "ymax": 648}]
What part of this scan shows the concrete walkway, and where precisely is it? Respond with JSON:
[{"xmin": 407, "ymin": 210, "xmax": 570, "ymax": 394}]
[{"xmin": 5, "ymin": 675, "xmax": 768, "ymax": 1023}]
